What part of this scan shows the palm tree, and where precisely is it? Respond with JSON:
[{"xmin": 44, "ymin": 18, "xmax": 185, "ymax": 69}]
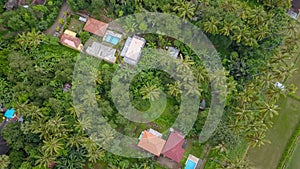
[
  {"xmin": 124, "ymin": 16, "xmax": 137, "ymax": 34},
  {"xmin": 174, "ymin": 0, "xmax": 196, "ymax": 19},
  {"xmin": 219, "ymin": 16, "xmax": 239, "ymax": 36},
  {"xmin": 214, "ymin": 142, "xmax": 227, "ymax": 153},
  {"xmin": 167, "ymin": 81, "xmax": 182, "ymax": 97},
  {"xmin": 258, "ymin": 101, "xmax": 279, "ymax": 119},
  {"xmin": 223, "ymin": 157, "xmax": 250, "ymax": 169},
  {"xmin": 184, "ymin": 81, "xmax": 202, "ymax": 96},
  {"xmin": 16, "ymin": 29, "xmax": 44, "ymax": 51},
  {"xmin": 42, "ymin": 137, "xmax": 64, "ymax": 156},
  {"xmin": 67, "ymin": 134, "xmax": 84, "ymax": 149},
  {"xmin": 203, "ymin": 17, "xmax": 220, "ymax": 35},
  {"xmin": 140, "ymin": 83, "xmax": 161, "ymax": 101},
  {"xmin": 96, "ymin": 126, "xmax": 115, "ymax": 148},
  {"xmin": 246, "ymin": 131, "xmax": 270, "ymax": 148},
  {"xmin": 85, "ymin": 145, "xmax": 105, "ymax": 164},
  {"xmin": 77, "ymin": 115, "xmax": 92, "ymax": 132},
  {"xmin": 35, "ymin": 152, "xmax": 56, "ymax": 168},
  {"xmin": 0, "ymin": 155, "xmax": 10, "ymax": 169}
]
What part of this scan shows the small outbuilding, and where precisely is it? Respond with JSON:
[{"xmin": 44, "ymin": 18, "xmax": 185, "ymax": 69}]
[
  {"xmin": 79, "ymin": 17, "xmax": 87, "ymax": 23},
  {"xmin": 4, "ymin": 108, "xmax": 15, "ymax": 119},
  {"xmin": 167, "ymin": 47, "xmax": 179, "ymax": 59}
]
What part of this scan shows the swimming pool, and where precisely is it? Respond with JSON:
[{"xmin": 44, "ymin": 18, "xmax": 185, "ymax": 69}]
[
  {"xmin": 105, "ymin": 34, "xmax": 120, "ymax": 45},
  {"xmin": 185, "ymin": 159, "xmax": 196, "ymax": 169}
]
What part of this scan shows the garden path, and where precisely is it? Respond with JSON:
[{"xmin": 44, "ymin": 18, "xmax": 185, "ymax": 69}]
[{"xmin": 44, "ymin": 0, "xmax": 71, "ymax": 35}]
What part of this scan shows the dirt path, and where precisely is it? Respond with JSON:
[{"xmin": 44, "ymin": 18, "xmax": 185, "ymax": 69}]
[{"xmin": 44, "ymin": 0, "xmax": 71, "ymax": 35}]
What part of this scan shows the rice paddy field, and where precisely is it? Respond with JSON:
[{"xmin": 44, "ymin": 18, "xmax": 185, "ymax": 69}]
[
  {"xmin": 247, "ymin": 58, "xmax": 300, "ymax": 169},
  {"xmin": 287, "ymin": 141, "xmax": 300, "ymax": 169}
]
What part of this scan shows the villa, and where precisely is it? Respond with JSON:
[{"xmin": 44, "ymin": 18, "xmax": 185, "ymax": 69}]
[
  {"xmin": 121, "ymin": 36, "xmax": 146, "ymax": 65},
  {"xmin": 83, "ymin": 17, "xmax": 108, "ymax": 37},
  {"xmin": 85, "ymin": 41, "xmax": 117, "ymax": 63},
  {"xmin": 60, "ymin": 29, "xmax": 83, "ymax": 51},
  {"xmin": 137, "ymin": 129, "xmax": 166, "ymax": 156},
  {"xmin": 161, "ymin": 130, "xmax": 186, "ymax": 163}
]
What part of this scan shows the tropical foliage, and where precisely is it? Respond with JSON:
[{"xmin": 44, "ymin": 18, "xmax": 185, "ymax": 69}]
[{"xmin": 0, "ymin": 0, "xmax": 299, "ymax": 168}]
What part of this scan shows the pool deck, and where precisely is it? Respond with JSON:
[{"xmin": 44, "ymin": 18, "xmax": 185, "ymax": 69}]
[
  {"xmin": 103, "ymin": 30, "xmax": 122, "ymax": 45},
  {"xmin": 185, "ymin": 154, "xmax": 200, "ymax": 169}
]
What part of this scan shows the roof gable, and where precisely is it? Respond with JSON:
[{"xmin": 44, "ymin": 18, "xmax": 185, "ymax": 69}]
[
  {"xmin": 162, "ymin": 131, "xmax": 185, "ymax": 163},
  {"xmin": 137, "ymin": 131, "xmax": 166, "ymax": 156},
  {"xmin": 83, "ymin": 18, "xmax": 108, "ymax": 37},
  {"xmin": 60, "ymin": 34, "xmax": 82, "ymax": 50},
  {"xmin": 125, "ymin": 36, "xmax": 145, "ymax": 61}
]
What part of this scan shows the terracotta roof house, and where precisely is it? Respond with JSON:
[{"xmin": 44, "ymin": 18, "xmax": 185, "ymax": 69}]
[
  {"xmin": 161, "ymin": 131, "xmax": 186, "ymax": 163},
  {"xmin": 60, "ymin": 30, "xmax": 83, "ymax": 51},
  {"xmin": 137, "ymin": 130, "xmax": 166, "ymax": 156},
  {"xmin": 83, "ymin": 18, "xmax": 108, "ymax": 37},
  {"xmin": 120, "ymin": 36, "xmax": 146, "ymax": 65}
]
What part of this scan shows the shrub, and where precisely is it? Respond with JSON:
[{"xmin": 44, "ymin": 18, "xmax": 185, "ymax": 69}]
[{"xmin": 79, "ymin": 31, "xmax": 91, "ymax": 44}]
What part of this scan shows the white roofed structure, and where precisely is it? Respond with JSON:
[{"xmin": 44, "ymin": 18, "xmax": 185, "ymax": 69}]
[
  {"xmin": 86, "ymin": 42, "xmax": 117, "ymax": 63},
  {"xmin": 121, "ymin": 36, "xmax": 146, "ymax": 65},
  {"xmin": 148, "ymin": 128, "xmax": 163, "ymax": 138}
]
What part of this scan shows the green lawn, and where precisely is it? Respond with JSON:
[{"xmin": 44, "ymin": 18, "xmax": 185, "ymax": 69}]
[
  {"xmin": 180, "ymin": 140, "xmax": 205, "ymax": 166},
  {"xmin": 67, "ymin": 17, "xmax": 85, "ymax": 33}
]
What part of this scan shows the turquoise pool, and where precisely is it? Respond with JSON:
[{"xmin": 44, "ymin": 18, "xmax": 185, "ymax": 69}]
[
  {"xmin": 185, "ymin": 159, "xmax": 196, "ymax": 169},
  {"xmin": 105, "ymin": 34, "xmax": 120, "ymax": 45}
]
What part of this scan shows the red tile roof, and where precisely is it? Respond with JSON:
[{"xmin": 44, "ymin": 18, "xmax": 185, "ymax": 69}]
[
  {"xmin": 83, "ymin": 18, "xmax": 108, "ymax": 37},
  {"xmin": 137, "ymin": 130, "xmax": 166, "ymax": 156},
  {"xmin": 161, "ymin": 131, "xmax": 185, "ymax": 163},
  {"xmin": 60, "ymin": 34, "xmax": 82, "ymax": 50}
]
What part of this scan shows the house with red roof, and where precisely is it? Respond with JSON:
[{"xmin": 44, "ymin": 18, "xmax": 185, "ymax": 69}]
[
  {"xmin": 137, "ymin": 130, "xmax": 166, "ymax": 156},
  {"xmin": 60, "ymin": 30, "xmax": 83, "ymax": 51},
  {"xmin": 83, "ymin": 17, "xmax": 108, "ymax": 37},
  {"xmin": 161, "ymin": 130, "xmax": 186, "ymax": 163}
]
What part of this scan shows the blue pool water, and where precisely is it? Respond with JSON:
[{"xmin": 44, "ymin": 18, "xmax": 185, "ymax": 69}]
[
  {"xmin": 105, "ymin": 35, "xmax": 120, "ymax": 45},
  {"xmin": 185, "ymin": 160, "xmax": 196, "ymax": 169}
]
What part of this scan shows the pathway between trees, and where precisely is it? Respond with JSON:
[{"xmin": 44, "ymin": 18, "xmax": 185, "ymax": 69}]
[{"xmin": 44, "ymin": 0, "xmax": 71, "ymax": 35}]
